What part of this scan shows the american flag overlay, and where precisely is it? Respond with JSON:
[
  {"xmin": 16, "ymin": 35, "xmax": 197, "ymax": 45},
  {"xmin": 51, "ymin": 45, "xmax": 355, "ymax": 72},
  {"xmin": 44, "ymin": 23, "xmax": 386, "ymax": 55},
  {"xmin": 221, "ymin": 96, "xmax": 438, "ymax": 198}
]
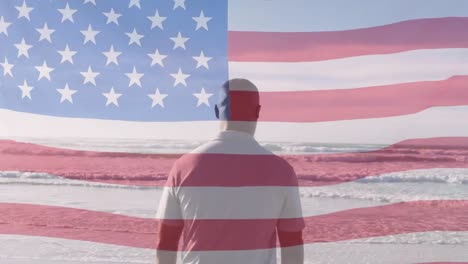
[{"xmin": 1, "ymin": 0, "xmax": 468, "ymax": 263}]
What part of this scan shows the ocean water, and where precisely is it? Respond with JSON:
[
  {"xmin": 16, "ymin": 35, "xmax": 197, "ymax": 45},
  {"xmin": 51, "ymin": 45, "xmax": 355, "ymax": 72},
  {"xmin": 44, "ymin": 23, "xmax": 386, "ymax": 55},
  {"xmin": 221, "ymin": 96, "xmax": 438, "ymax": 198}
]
[{"xmin": 1, "ymin": 138, "xmax": 467, "ymax": 263}]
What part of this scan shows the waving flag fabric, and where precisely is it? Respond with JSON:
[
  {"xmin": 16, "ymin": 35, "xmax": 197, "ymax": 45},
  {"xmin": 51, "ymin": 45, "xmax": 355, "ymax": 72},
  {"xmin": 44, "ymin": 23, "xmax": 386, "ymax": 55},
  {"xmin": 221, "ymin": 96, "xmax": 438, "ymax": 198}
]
[{"xmin": 1, "ymin": 0, "xmax": 468, "ymax": 263}]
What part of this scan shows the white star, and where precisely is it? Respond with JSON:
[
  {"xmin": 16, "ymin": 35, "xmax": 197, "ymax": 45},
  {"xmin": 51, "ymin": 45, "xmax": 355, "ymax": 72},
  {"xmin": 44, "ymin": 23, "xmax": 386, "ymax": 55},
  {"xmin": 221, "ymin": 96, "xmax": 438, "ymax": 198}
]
[
  {"xmin": 15, "ymin": 1, "xmax": 34, "ymax": 21},
  {"xmin": 35, "ymin": 61, "xmax": 54, "ymax": 81},
  {"xmin": 147, "ymin": 10, "xmax": 166, "ymax": 30},
  {"xmin": 103, "ymin": 8, "xmax": 121, "ymax": 25},
  {"xmin": 193, "ymin": 51, "xmax": 212, "ymax": 69},
  {"xmin": 58, "ymin": 3, "xmax": 77, "ymax": 23},
  {"xmin": 170, "ymin": 68, "xmax": 190, "ymax": 87},
  {"xmin": 129, "ymin": 0, "xmax": 141, "ymax": 9},
  {"xmin": 128, "ymin": 0, "xmax": 141, "ymax": 9},
  {"xmin": 148, "ymin": 49, "xmax": 167, "ymax": 67},
  {"xmin": 148, "ymin": 88, "xmax": 168, "ymax": 108},
  {"xmin": 0, "ymin": 16, "xmax": 12, "ymax": 36},
  {"xmin": 84, "ymin": 0, "xmax": 96, "ymax": 5},
  {"xmin": 103, "ymin": 87, "xmax": 122, "ymax": 106},
  {"xmin": 173, "ymin": 0, "xmax": 186, "ymax": 10},
  {"xmin": 193, "ymin": 88, "xmax": 213, "ymax": 107},
  {"xmin": 57, "ymin": 44, "xmax": 77, "ymax": 64},
  {"xmin": 125, "ymin": 67, "xmax": 144, "ymax": 87},
  {"xmin": 15, "ymin": 38, "xmax": 32, "ymax": 58},
  {"xmin": 36, "ymin": 23, "xmax": 55, "ymax": 43},
  {"xmin": 81, "ymin": 24, "xmax": 100, "ymax": 44},
  {"xmin": 1, "ymin": 58, "xmax": 14, "ymax": 77},
  {"xmin": 192, "ymin": 11, "xmax": 212, "ymax": 31},
  {"xmin": 18, "ymin": 80, "xmax": 33, "ymax": 99},
  {"xmin": 57, "ymin": 83, "xmax": 77, "ymax": 103},
  {"xmin": 80, "ymin": 66, "xmax": 100, "ymax": 86},
  {"xmin": 125, "ymin": 28, "xmax": 144, "ymax": 46},
  {"xmin": 170, "ymin": 32, "xmax": 189, "ymax": 50},
  {"xmin": 103, "ymin": 45, "xmax": 121, "ymax": 66}
]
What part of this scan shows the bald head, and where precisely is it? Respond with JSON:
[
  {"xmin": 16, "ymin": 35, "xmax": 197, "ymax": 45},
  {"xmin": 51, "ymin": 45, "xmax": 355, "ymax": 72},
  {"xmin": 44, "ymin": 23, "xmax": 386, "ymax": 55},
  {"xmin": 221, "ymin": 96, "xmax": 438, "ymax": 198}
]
[
  {"xmin": 225, "ymin": 78, "xmax": 259, "ymax": 92},
  {"xmin": 215, "ymin": 79, "xmax": 261, "ymax": 135}
]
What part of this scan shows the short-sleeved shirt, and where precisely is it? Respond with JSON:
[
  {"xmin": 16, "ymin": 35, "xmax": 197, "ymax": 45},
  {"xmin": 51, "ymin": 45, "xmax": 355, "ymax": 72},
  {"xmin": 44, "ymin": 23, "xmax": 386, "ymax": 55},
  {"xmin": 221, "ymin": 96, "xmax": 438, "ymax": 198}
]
[{"xmin": 157, "ymin": 130, "xmax": 304, "ymax": 264}]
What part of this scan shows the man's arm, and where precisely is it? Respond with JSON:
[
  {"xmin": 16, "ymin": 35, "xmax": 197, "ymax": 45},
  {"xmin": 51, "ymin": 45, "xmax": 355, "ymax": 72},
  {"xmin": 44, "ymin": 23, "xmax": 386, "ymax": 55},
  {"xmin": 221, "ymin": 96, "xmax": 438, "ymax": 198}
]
[
  {"xmin": 278, "ymin": 230, "xmax": 304, "ymax": 264},
  {"xmin": 277, "ymin": 164, "xmax": 305, "ymax": 264},
  {"xmin": 156, "ymin": 223, "xmax": 183, "ymax": 264},
  {"xmin": 156, "ymin": 162, "xmax": 184, "ymax": 264}
]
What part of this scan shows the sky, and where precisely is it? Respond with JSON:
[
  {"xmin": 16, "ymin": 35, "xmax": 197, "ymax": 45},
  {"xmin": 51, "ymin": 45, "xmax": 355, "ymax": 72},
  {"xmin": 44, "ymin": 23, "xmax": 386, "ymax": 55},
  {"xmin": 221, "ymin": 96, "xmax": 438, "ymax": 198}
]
[
  {"xmin": 228, "ymin": 0, "xmax": 468, "ymax": 32},
  {"xmin": 1, "ymin": 0, "xmax": 468, "ymax": 143}
]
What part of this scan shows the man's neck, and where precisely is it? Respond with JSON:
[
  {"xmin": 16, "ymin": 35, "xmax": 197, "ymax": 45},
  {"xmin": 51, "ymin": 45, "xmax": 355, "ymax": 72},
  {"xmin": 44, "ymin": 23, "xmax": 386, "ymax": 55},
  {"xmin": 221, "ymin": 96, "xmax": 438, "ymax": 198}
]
[{"xmin": 220, "ymin": 121, "xmax": 256, "ymax": 136}]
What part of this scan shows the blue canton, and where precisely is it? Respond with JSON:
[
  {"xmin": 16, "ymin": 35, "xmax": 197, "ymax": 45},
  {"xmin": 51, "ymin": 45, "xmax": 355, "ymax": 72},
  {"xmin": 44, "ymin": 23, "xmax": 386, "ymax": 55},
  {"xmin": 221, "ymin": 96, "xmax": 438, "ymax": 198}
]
[{"xmin": 0, "ymin": 0, "xmax": 228, "ymax": 121}]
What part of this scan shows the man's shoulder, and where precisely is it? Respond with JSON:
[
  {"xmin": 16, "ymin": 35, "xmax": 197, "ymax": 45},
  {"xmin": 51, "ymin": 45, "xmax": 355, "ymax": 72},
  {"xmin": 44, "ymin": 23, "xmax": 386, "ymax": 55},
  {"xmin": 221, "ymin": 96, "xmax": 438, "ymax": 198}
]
[{"xmin": 189, "ymin": 138, "xmax": 273, "ymax": 155}]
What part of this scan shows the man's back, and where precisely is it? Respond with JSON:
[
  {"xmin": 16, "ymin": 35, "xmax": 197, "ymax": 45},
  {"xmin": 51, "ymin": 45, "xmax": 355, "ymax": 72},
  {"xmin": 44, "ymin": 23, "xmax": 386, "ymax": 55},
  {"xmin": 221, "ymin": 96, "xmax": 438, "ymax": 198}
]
[{"xmin": 157, "ymin": 130, "xmax": 304, "ymax": 264}]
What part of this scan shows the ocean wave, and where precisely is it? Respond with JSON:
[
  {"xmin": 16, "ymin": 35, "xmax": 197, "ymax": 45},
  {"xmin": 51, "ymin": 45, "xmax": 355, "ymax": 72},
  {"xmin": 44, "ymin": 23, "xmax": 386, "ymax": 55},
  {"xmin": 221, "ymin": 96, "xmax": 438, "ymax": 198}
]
[
  {"xmin": 297, "ymin": 174, "xmax": 468, "ymax": 187},
  {"xmin": 8, "ymin": 138, "xmax": 384, "ymax": 154},
  {"xmin": 299, "ymin": 189, "xmax": 465, "ymax": 203},
  {"xmin": 0, "ymin": 171, "xmax": 158, "ymax": 190},
  {"xmin": 4, "ymin": 138, "xmax": 203, "ymax": 154},
  {"xmin": 357, "ymin": 168, "xmax": 468, "ymax": 184},
  {"xmin": 263, "ymin": 143, "xmax": 377, "ymax": 154},
  {"xmin": 300, "ymin": 170, "xmax": 468, "ymax": 202},
  {"xmin": 344, "ymin": 231, "xmax": 468, "ymax": 245},
  {"xmin": 2, "ymin": 168, "xmax": 468, "ymax": 188},
  {"xmin": 25, "ymin": 137, "xmax": 468, "ymax": 154}
]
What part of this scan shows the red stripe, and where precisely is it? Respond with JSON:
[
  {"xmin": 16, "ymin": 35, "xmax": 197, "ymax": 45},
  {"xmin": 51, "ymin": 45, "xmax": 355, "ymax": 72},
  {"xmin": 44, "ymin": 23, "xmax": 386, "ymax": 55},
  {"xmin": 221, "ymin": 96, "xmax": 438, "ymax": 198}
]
[
  {"xmin": 0, "ymin": 201, "xmax": 466, "ymax": 250},
  {"xmin": 231, "ymin": 76, "xmax": 468, "ymax": 122},
  {"xmin": 1, "ymin": 137, "xmax": 468, "ymax": 187},
  {"xmin": 229, "ymin": 17, "xmax": 468, "ymax": 62},
  {"xmin": 0, "ymin": 203, "xmax": 156, "ymax": 249}
]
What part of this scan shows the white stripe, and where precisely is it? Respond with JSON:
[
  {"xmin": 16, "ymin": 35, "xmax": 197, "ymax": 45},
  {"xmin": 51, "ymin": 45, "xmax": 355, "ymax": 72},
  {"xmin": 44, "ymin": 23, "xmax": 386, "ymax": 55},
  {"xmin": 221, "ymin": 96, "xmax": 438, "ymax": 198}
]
[
  {"xmin": 0, "ymin": 183, "xmax": 159, "ymax": 218},
  {"xmin": 229, "ymin": 0, "xmax": 468, "ymax": 32},
  {"xmin": 0, "ymin": 109, "xmax": 217, "ymax": 141},
  {"xmin": 0, "ymin": 235, "xmax": 155, "ymax": 264},
  {"xmin": 229, "ymin": 48, "xmax": 468, "ymax": 92},
  {"xmin": 1, "ymin": 106, "xmax": 468, "ymax": 144},
  {"xmin": 302, "ymin": 235, "xmax": 468, "ymax": 264},
  {"xmin": 256, "ymin": 106, "xmax": 468, "ymax": 144},
  {"xmin": 0, "ymin": 183, "xmax": 377, "ymax": 219},
  {"xmin": 159, "ymin": 186, "xmax": 306, "ymax": 219},
  {"xmin": 1, "ymin": 233, "xmax": 467, "ymax": 264},
  {"xmin": 2, "ymin": 168, "xmax": 467, "ymax": 219}
]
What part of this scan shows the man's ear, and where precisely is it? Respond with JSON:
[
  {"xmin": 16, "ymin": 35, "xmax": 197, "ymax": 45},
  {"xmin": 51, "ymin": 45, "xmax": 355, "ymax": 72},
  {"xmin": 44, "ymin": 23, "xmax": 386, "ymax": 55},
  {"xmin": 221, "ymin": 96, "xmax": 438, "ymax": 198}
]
[
  {"xmin": 215, "ymin": 104, "xmax": 219, "ymax": 119},
  {"xmin": 255, "ymin": 105, "xmax": 261, "ymax": 119}
]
